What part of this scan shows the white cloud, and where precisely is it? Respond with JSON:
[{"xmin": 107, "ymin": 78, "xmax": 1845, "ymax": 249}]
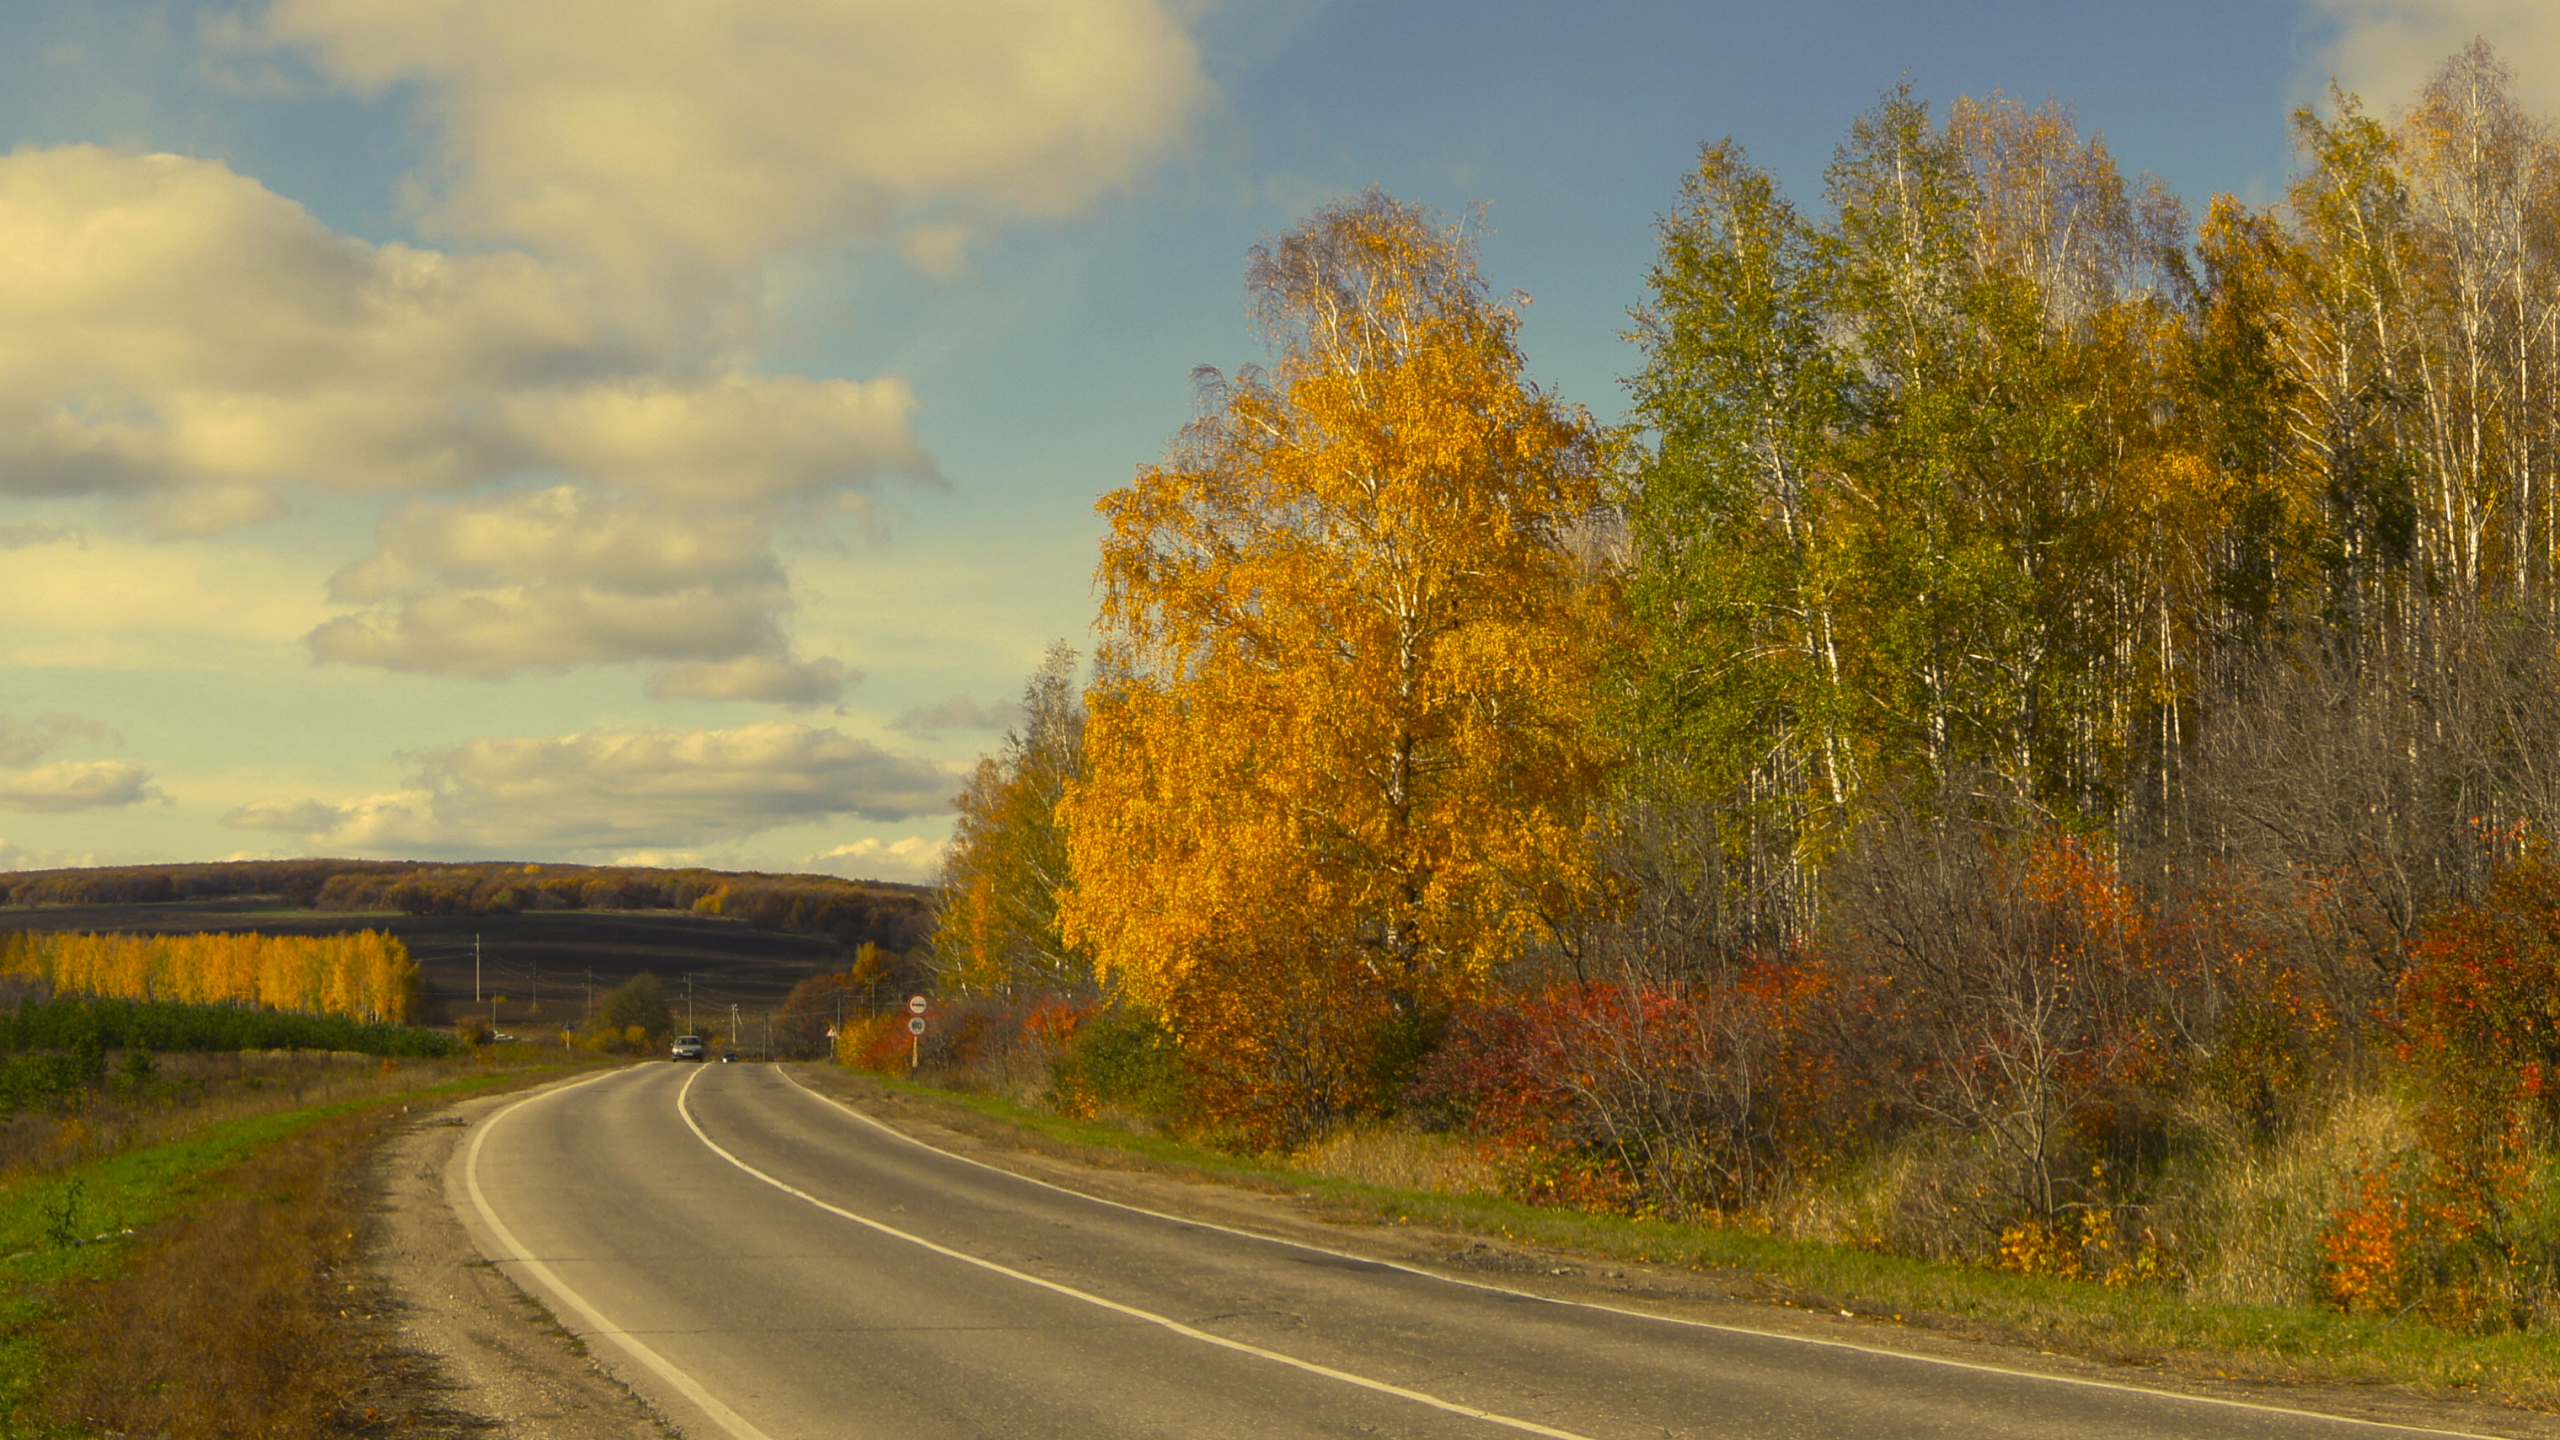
[
  {"xmin": 647, "ymin": 655, "xmax": 854, "ymax": 707},
  {"xmin": 0, "ymin": 713, "xmax": 120, "ymax": 768},
  {"xmin": 2307, "ymin": 1, "xmax": 2560, "ymax": 114},
  {"xmin": 505, "ymin": 376, "xmax": 933, "ymax": 506},
  {"xmin": 256, "ymin": 0, "xmax": 1210, "ymax": 295},
  {"xmin": 0, "ymin": 715, "xmax": 153, "ymax": 812},
  {"xmin": 803, "ymin": 835, "xmax": 945, "ymax": 885},
  {"xmin": 223, "ymin": 721, "xmax": 954, "ymax": 852},
  {"xmin": 0, "ymin": 760, "xmax": 159, "ymax": 812},
  {"xmin": 308, "ymin": 485, "xmax": 860, "ymax": 682},
  {"xmin": 889, "ymin": 694, "xmax": 1018, "ymax": 736},
  {"xmin": 0, "ymin": 837, "xmax": 101, "ymax": 871},
  {"xmin": 0, "ymin": 145, "xmax": 934, "ymax": 519},
  {"xmin": 0, "ymin": 1, "xmax": 1212, "ymax": 696},
  {"xmin": 222, "ymin": 796, "xmax": 347, "ymax": 834},
  {"xmin": 325, "ymin": 486, "xmax": 777, "ymax": 600}
]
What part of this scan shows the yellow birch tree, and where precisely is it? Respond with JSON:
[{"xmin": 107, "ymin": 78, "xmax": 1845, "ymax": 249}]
[{"xmin": 1060, "ymin": 190, "xmax": 1616, "ymax": 1143}]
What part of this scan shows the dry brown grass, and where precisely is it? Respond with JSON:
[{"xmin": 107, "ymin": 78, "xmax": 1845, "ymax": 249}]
[
  {"xmin": 6, "ymin": 1058, "xmax": 594, "ymax": 1438},
  {"xmin": 2187, "ymin": 1085, "xmax": 2420, "ymax": 1308},
  {"xmin": 1290, "ymin": 1122, "xmax": 1498, "ymax": 1195},
  {"xmin": 28, "ymin": 1097, "xmax": 482, "ymax": 1440}
]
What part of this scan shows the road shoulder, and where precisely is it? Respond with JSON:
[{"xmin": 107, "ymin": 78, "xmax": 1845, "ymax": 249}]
[
  {"xmin": 784, "ymin": 1064, "xmax": 2560, "ymax": 1440},
  {"xmin": 373, "ymin": 1060, "xmax": 2560, "ymax": 1440},
  {"xmin": 371, "ymin": 1079, "xmax": 680, "ymax": 1440}
]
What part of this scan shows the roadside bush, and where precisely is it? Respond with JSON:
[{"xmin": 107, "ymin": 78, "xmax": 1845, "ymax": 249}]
[
  {"xmin": 0, "ymin": 1051, "xmax": 88, "ymax": 1114},
  {"xmin": 1048, "ymin": 1002, "xmax": 1180, "ymax": 1122},
  {"xmin": 837, "ymin": 1012, "xmax": 915, "ymax": 1073},
  {"xmin": 592, "ymin": 974, "xmax": 674, "ymax": 1045},
  {"xmin": 1416, "ymin": 959, "xmax": 1862, "ymax": 1220}
]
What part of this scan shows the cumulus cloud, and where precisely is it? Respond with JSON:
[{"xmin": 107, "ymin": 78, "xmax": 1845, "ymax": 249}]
[
  {"xmin": 3, "ymin": 1, "xmax": 1212, "ymax": 692},
  {"xmin": 803, "ymin": 835, "xmax": 945, "ymax": 884},
  {"xmin": 2308, "ymin": 1, "xmax": 2560, "ymax": 113},
  {"xmin": 307, "ymin": 485, "xmax": 860, "ymax": 683},
  {"xmin": 223, "ymin": 721, "xmax": 954, "ymax": 852},
  {"xmin": 0, "ymin": 147, "xmax": 921, "ymax": 686},
  {"xmin": 256, "ymin": 0, "xmax": 1209, "ymax": 294},
  {"xmin": 889, "ymin": 694, "xmax": 1017, "ymax": 736},
  {"xmin": 0, "ymin": 716, "xmax": 155, "ymax": 812},
  {"xmin": 0, "ymin": 145, "xmax": 933, "ymax": 515},
  {"xmin": 0, "ymin": 760, "xmax": 159, "ymax": 812},
  {"xmin": 0, "ymin": 837, "xmax": 100, "ymax": 871},
  {"xmin": 0, "ymin": 713, "xmax": 120, "ymax": 767},
  {"xmin": 646, "ymin": 655, "xmax": 855, "ymax": 707},
  {"xmin": 504, "ymin": 377, "xmax": 934, "ymax": 506}
]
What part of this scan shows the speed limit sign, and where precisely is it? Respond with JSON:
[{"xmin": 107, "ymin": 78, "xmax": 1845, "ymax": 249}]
[
  {"xmin": 907, "ymin": 1016, "xmax": 926, "ymax": 1035},
  {"xmin": 907, "ymin": 994, "xmax": 928, "ymax": 1015}
]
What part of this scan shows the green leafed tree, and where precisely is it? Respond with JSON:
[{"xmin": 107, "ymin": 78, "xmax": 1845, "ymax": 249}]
[
  {"xmin": 1620, "ymin": 88, "xmax": 2211, "ymax": 916},
  {"xmin": 932, "ymin": 643, "xmax": 1092, "ymax": 997}
]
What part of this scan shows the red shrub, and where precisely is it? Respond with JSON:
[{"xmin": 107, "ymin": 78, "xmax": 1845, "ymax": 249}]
[{"xmin": 1415, "ymin": 959, "xmax": 1864, "ymax": 1218}]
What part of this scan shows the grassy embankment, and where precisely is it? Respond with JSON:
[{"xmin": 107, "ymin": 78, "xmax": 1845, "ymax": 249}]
[
  {"xmin": 0, "ymin": 1046, "xmax": 603, "ymax": 1440},
  {"xmin": 843, "ymin": 1070, "xmax": 2560, "ymax": 1416}
]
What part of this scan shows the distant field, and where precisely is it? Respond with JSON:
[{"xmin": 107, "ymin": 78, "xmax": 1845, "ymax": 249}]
[{"xmin": 0, "ymin": 901, "xmax": 844, "ymax": 1031}]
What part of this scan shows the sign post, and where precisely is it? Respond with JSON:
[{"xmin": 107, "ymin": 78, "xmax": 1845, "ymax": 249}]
[{"xmin": 906, "ymin": 995, "xmax": 927, "ymax": 1068}]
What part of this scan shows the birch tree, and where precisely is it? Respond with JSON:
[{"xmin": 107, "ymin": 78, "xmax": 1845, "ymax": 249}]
[{"xmin": 1062, "ymin": 190, "xmax": 1614, "ymax": 1142}]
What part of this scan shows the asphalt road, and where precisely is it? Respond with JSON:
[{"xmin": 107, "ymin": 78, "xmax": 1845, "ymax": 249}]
[{"xmin": 451, "ymin": 1063, "xmax": 2495, "ymax": 1440}]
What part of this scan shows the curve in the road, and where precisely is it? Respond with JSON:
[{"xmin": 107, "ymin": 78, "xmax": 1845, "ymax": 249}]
[
  {"xmin": 464, "ymin": 1070, "xmax": 782, "ymax": 1440},
  {"xmin": 456, "ymin": 1064, "xmax": 2512, "ymax": 1440},
  {"xmin": 765, "ymin": 1067, "xmax": 2493, "ymax": 1440},
  {"xmin": 680, "ymin": 1067, "xmax": 1597, "ymax": 1440}
]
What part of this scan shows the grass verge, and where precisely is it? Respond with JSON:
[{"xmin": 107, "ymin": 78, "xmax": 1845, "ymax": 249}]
[
  {"xmin": 0, "ymin": 1059, "xmax": 594, "ymax": 1438},
  {"xmin": 838, "ymin": 1071, "xmax": 2560, "ymax": 1416}
]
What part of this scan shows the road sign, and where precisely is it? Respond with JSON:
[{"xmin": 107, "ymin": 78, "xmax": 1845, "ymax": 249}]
[
  {"xmin": 907, "ymin": 994, "xmax": 928, "ymax": 1015},
  {"xmin": 907, "ymin": 1016, "xmax": 926, "ymax": 1035}
]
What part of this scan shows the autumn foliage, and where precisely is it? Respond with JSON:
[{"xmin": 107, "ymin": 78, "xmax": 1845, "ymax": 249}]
[
  {"xmin": 2, "ymin": 930, "xmax": 418, "ymax": 1023},
  {"xmin": 1061, "ymin": 190, "xmax": 1615, "ymax": 1145},
  {"xmin": 908, "ymin": 45, "xmax": 2560, "ymax": 1338}
]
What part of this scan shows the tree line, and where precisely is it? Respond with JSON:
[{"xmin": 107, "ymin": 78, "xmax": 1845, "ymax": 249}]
[
  {"xmin": 930, "ymin": 44, "xmax": 2560, "ymax": 1326},
  {"xmin": 2, "ymin": 930, "xmax": 420, "ymax": 1023},
  {"xmin": 0, "ymin": 858, "xmax": 933, "ymax": 957}
]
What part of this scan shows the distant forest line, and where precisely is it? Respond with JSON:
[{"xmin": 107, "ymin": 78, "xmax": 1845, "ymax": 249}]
[{"xmin": 0, "ymin": 859, "xmax": 935, "ymax": 958}]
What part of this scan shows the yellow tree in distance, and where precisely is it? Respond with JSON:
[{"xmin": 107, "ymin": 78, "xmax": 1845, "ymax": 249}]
[
  {"xmin": 3, "ymin": 929, "xmax": 419, "ymax": 1022},
  {"xmin": 1061, "ymin": 189, "xmax": 1616, "ymax": 1142}
]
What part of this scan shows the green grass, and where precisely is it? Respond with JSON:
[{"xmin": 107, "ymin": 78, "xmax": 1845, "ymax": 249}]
[
  {"xmin": 850, "ymin": 1072, "xmax": 2560, "ymax": 1412},
  {"xmin": 0, "ymin": 1067, "xmax": 552, "ymax": 1433}
]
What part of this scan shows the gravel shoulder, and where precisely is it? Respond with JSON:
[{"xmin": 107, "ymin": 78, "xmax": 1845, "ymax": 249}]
[
  {"xmin": 371, "ymin": 1081, "xmax": 679, "ymax": 1440},
  {"xmin": 376, "ymin": 1063, "xmax": 2560, "ymax": 1440}
]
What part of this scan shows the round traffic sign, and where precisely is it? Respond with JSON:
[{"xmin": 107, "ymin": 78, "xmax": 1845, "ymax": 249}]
[
  {"xmin": 907, "ymin": 994, "xmax": 928, "ymax": 1015},
  {"xmin": 907, "ymin": 1016, "xmax": 926, "ymax": 1035}
]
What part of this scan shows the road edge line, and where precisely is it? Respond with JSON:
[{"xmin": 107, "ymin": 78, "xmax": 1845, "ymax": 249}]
[
  {"xmin": 684, "ymin": 1067, "xmax": 1600, "ymax": 1440},
  {"xmin": 774, "ymin": 1064, "xmax": 2504, "ymax": 1440},
  {"xmin": 462, "ymin": 1066, "xmax": 780, "ymax": 1440}
]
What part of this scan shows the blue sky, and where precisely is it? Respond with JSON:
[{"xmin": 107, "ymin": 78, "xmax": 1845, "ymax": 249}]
[{"xmin": 0, "ymin": 0, "xmax": 2529, "ymax": 882}]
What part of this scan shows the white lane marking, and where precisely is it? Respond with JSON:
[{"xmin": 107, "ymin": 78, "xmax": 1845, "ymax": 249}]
[
  {"xmin": 774, "ymin": 1066, "xmax": 2503, "ymax": 1440},
  {"xmin": 680, "ymin": 1067, "xmax": 1599, "ymax": 1440},
  {"xmin": 464, "ymin": 1066, "xmax": 780, "ymax": 1440}
]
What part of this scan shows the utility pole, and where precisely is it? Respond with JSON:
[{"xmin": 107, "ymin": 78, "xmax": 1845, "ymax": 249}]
[
  {"xmin": 584, "ymin": 967, "xmax": 594, "ymax": 1025},
  {"xmin": 532, "ymin": 962, "xmax": 540, "ymax": 1013},
  {"xmin": 685, "ymin": 972, "xmax": 694, "ymax": 1033},
  {"xmin": 731, "ymin": 1002, "xmax": 741, "ymax": 1051},
  {"xmin": 474, "ymin": 934, "xmax": 482, "ymax": 1004}
]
